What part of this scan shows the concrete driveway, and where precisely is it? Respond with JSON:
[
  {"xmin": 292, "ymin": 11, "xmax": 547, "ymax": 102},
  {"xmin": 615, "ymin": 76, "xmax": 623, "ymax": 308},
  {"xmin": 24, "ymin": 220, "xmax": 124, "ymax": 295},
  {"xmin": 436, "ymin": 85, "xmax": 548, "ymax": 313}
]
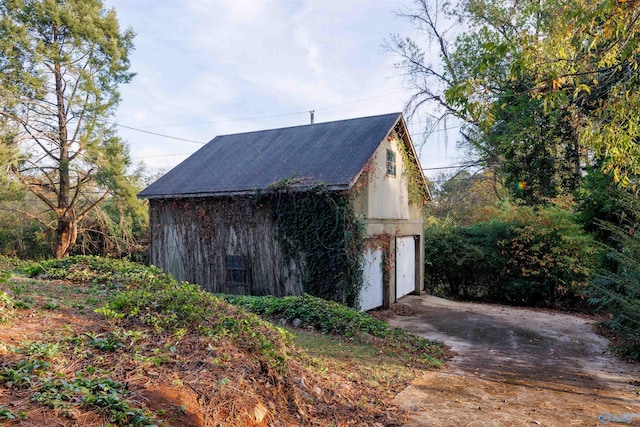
[{"xmin": 387, "ymin": 295, "xmax": 640, "ymax": 427}]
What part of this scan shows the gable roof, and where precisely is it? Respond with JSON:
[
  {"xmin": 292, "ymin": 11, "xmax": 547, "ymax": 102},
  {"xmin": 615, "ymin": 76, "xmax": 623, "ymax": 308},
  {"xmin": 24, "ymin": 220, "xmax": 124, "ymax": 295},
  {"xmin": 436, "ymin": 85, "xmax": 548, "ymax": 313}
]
[{"xmin": 139, "ymin": 112, "xmax": 406, "ymax": 199}]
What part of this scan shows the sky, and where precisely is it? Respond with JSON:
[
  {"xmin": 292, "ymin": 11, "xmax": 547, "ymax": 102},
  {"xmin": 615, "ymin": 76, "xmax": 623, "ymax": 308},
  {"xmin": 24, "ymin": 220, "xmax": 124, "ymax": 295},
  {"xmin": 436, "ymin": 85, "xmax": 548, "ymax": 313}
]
[{"xmin": 104, "ymin": 0, "xmax": 463, "ymax": 180}]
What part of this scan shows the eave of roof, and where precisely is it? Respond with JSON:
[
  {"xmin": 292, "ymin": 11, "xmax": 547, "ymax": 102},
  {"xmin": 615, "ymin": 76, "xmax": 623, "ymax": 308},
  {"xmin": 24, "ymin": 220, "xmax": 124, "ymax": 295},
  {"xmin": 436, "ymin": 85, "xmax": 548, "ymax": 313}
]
[{"xmin": 140, "ymin": 184, "xmax": 351, "ymax": 200}]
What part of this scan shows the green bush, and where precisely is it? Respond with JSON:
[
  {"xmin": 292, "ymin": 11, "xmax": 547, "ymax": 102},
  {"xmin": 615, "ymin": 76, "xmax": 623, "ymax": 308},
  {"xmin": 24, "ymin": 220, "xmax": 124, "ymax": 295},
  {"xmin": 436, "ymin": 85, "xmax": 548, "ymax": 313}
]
[
  {"xmin": 0, "ymin": 273, "xmax": 14, "ymax": 323},
  {"xmin": 220, "ymin": 294, "xmax": 389, "ymax": 337},
  {"xmin": 22, "ymin": 255, "xmax": 173, "ymax": 290},
  {"xmin": 424, "ymin": 220, "xmax": 510, "ymax": 299},
  {"xmin": 589, "ymin": 221, "xmax": 640, "ymax": 360},
  {"xmin": 425, "ymin": 204, "xmax": 599, "ymax": 308},
  {"xmin": 0, "ymin": 219, "xmax": 52, "ymax": 260}
]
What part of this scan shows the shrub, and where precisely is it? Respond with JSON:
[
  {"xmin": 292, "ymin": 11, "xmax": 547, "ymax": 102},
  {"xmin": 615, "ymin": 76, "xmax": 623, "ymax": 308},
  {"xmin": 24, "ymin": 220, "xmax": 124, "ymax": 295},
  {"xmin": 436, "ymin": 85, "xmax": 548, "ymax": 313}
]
[
  {"xmin": 220, "ymin": 294, "xmax": 389, "ymax": 337},
  {"xmin": 425, "ymin": 204, "xmax": 599, "ymax": 308},
  {"xmin": 0, "ymin": 219, "xmax": 52, "ymax": 260},
  {"xmin": 589, "ymin": 221, "xmax": 640, "ymax": 360},
  {"xmin": 22, "ymin": 255, "xmax": 173, "ymax": 290},
  {"xmin": 424, "ymin": 220, "xmax": 510, "ymax": 299},
  {"xmin": 0, "ymin": 273, "xmax": 14, "ymax": 323}
]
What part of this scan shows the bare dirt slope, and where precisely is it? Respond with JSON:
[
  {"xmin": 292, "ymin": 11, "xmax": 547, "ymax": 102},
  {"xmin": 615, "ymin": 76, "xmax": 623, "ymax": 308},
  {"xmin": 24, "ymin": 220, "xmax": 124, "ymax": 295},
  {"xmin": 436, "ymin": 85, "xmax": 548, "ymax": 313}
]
[{"xmin": 388, "ymin": 295, "xmax": 640, "ymax": 427}]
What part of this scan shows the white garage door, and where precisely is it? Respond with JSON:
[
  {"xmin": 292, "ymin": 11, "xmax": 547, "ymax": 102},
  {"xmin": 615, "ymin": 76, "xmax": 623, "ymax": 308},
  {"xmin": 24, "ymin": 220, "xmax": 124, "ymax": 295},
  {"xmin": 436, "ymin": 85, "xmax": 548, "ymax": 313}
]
[
  {"xmin": 358, "ymin": 247, "xmax": 384, "ymax": 311},
  {"xmin": 396, "ymin": 236, "xmax": 416, "ymax": 300}
]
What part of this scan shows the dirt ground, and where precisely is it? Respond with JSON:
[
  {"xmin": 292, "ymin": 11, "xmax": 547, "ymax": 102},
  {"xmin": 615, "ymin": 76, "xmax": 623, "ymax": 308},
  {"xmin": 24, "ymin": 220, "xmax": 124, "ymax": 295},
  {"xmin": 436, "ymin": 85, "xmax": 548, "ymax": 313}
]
[{"xmin": 387, "ymin": 295, "xmax": 640, "ymax": 427}]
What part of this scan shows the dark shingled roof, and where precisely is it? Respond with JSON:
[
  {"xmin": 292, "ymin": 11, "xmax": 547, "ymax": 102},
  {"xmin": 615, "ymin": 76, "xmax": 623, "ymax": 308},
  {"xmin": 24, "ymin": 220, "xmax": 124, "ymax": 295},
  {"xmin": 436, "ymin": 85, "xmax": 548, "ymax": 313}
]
[{"xmin": 138, "ymin": 112, "xmax": 402, "ymax": 199}]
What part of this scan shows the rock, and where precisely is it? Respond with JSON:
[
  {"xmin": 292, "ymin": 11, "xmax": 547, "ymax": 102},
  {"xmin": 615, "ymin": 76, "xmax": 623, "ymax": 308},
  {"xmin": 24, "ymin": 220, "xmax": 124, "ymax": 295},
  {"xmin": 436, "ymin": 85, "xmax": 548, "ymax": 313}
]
[
  {"xmin": 294, "ymin": 377, "xmax": 307, "ymax": 389},
  {"xmin": 278, "ymin": 318, "xmax": 287, "ymax": 326},
  {"xmin": 299, "ymin": 390, "xmax": 314, "ymax": 403},
  {"xmin": 292, "ymin": 318, "xmax": 302, "ymax": 327}
]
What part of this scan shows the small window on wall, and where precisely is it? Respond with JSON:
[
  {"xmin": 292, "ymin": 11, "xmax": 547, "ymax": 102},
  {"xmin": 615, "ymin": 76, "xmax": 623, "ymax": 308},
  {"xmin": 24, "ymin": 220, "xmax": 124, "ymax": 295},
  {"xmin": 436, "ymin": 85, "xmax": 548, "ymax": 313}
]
[
  {"xmin": 386, "ymin": 149, "xmax": 396, "ymax": 177},
  {"xmin": 226, "ymin": 255, "xmax": 247, "ymax": 284}
]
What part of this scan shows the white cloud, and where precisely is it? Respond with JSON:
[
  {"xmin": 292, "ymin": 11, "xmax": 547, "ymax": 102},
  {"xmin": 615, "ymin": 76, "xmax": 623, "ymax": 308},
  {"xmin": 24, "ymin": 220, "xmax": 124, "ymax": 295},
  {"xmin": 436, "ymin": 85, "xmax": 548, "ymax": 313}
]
[{"xmin": 104, "ymin": 0, "xmax": 459, "ymax": 173}]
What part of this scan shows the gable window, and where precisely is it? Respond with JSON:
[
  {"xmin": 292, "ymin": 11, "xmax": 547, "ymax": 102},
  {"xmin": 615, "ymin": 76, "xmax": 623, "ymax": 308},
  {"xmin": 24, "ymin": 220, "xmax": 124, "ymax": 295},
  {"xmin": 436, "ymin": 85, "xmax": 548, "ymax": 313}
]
[
  {"xmin": 226, "ymin": 255, "xmax": 247, "ymax": 284},
  {"xmin": 386, "ymin": 149, "xmax": 396, "ymax": 177}
]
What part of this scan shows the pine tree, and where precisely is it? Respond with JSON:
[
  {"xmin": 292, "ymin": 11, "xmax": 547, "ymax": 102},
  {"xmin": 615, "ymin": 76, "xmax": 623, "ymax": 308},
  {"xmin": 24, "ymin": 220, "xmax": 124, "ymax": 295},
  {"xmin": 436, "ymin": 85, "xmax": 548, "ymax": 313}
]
[{"xmin": 0, "ymin": 0, "xmax": 135, "ymax": 257}]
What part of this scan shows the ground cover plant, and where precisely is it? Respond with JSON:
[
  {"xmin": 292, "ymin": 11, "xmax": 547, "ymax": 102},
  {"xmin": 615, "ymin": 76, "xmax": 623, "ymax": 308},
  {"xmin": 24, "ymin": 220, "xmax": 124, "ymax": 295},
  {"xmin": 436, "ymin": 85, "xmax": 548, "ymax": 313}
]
[
  {"xmin": 0, "ymin": 256, "xmax": 448, "ymax": 426},
  {"xmin": 219, "ymin": 294, "xmax": 446, "ymax": 369}
]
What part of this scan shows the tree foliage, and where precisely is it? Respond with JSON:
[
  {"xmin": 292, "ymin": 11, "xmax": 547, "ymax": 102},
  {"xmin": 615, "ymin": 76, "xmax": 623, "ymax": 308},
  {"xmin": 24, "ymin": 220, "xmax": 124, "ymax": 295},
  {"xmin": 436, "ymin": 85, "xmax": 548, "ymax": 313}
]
[
  {"xmin": 390, "ymin": 0, "xmax": 640, "ymax": 197},
  {"xmin": 426, "ymin": 168, "xmax": 503, "ymax": 225},
  {"xmin": 0, "ymin": 0, "xmax": 135, "ymax": 258},
  {"xmin": 590, "ymin": 219, "xmax": 640, "ymax": 360}
]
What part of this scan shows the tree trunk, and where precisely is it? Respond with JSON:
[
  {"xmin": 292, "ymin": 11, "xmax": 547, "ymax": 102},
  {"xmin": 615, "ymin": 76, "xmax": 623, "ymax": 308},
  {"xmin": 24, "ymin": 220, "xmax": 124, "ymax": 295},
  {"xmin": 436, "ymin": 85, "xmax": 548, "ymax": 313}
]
[
  {"xmin": 54, "ymin": 28, "xmax": 73, "ymax": 260},
  {"xmin": 55, "ymin": 211, "xmax": 77, "ymax": 258}
]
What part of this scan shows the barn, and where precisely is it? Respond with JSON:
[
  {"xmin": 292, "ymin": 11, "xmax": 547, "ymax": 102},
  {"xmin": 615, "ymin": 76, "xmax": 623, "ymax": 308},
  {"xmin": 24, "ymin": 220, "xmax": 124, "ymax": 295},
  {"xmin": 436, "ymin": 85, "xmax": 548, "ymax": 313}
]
[{"xmin": 138, "ymin": 112, "xmax": 430, "ymax": 310}]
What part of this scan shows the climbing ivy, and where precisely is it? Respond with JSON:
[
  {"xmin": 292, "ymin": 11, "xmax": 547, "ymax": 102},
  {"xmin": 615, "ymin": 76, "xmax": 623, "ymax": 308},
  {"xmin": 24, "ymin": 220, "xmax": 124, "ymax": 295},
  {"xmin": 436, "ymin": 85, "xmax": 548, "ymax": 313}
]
[
  {"xmin": 268, "ymin": 185, "xmax": 365, "ymax": 307},
  {"xmin": 392, "ymin": 133, "xmax": 430, "ymax": 205}
]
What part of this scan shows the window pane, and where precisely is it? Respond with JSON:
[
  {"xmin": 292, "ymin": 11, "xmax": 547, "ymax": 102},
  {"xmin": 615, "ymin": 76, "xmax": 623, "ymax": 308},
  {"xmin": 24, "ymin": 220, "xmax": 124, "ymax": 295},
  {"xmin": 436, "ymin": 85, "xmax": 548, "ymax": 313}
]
[
  {"xmin": 386, "ymin": 149, "xmax": 396, "ymax": 177},
  {"xmin": 226, "ymin": 255, "xmax": 247, "ymax": 283},
  {"xmin": 226, "ymin": 255, "xmax": 246, "ymax": 269}
]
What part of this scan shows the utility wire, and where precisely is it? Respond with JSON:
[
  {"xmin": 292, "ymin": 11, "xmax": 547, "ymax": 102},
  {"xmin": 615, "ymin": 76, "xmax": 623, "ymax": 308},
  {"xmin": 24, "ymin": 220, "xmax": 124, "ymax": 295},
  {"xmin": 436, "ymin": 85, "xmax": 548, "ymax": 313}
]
[
  {"xmin": 137, "ymin": 110, "xmax": 310, "ymax": 129},
  {"xmin": 422, "ymin": 164, "xmax": 478, "ymax": 171},
  {"xmin": 314, "ymin": 91, "xmax": 405, "ymax": 111},
  {"xmin": 113, "ymin": 92, "xmax": 464, "ymax": 145},
  {"xmin": 121, "ymin": 90, "xmax": 405, "ymax": 131},
  {"xmin": 110, "ymin": 122, "xmax": 207, "ymax": 144},
  {"xmin": 47, "ymin": 115, "xmax": 465, "ymax": 150}
]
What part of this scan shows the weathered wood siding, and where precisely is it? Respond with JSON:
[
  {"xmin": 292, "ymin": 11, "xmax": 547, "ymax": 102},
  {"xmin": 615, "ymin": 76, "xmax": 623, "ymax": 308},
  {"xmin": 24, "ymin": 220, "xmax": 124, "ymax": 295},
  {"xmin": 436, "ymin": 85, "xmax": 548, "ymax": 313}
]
[{"xmin": 148, "ymin": 197, "xmax": 305, "ymax": 296}]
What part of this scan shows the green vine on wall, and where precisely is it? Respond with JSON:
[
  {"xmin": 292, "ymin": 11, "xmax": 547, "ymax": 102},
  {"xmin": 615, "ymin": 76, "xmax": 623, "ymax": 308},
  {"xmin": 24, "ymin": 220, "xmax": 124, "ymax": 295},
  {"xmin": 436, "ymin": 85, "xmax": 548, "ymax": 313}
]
[
  {"xmin": 391, "ymin": 132, "xmax": 430, "ymax": 205},
  {"xmin": 267, "ymin": 184, "xmax": 365, "ymax": 307}
]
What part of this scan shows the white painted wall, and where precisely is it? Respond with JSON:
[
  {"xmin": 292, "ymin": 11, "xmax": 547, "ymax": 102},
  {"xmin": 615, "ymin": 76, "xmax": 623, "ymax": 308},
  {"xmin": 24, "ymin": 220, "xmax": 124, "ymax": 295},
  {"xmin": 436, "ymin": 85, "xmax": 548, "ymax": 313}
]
[{"xmin": 366, "ymin": 136, "xmax": 410, "ymax": 220}]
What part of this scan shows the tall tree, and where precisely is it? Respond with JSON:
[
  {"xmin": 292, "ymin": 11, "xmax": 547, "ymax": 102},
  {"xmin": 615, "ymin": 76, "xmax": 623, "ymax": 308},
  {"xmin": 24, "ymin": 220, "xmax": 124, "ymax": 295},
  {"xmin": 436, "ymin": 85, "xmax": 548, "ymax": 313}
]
[
  {"xmin": 390, "ymin": 0, "xmax": 640, "ymax": 196},
  {"xmin": 0, "ymin": 0, "xmax": 134, "ymax": 258},
  {"xmin": 427, "ymin": 169, "xmax": 503, "ymax": 224}
]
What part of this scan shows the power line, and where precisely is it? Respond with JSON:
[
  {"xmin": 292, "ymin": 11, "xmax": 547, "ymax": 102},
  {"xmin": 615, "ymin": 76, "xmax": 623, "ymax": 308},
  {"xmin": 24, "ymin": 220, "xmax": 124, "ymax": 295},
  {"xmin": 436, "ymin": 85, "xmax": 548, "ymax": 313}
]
[
  {"xmin": 110, "ymin": 122, "xmax": 207, "ymax": 144},
  {"xmin": 116, "ymin": 117, "xmax": 464, "ymax": 151},
  {"xmin": 422, "ymin": 164, "xmax": 478, "ymax": 171},
  {"xmin": 125, "ymin": 90, "xmax": 406, "ymax": 130},
  {"xmin": 138, "ymin": 110, "xmax": 310, "ymax": 129},
  {"xmin": 130, "ymin": 152, "xmax": 191, "ymax": 160},
  {"xmin": 314, "ymin": 91, "xmax": 405, "ymax": 111}
]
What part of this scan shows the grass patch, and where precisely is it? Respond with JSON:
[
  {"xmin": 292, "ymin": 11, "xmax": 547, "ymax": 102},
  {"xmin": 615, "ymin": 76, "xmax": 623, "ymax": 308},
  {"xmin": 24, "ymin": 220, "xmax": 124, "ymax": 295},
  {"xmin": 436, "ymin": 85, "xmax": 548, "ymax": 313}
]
[
  {"xmin": 293, "ymin": 330, "xmax": 418, "ymax": 388},
  {"xmin": 220, "ymin": 293, "xmax": 447, "ymax": 369}
]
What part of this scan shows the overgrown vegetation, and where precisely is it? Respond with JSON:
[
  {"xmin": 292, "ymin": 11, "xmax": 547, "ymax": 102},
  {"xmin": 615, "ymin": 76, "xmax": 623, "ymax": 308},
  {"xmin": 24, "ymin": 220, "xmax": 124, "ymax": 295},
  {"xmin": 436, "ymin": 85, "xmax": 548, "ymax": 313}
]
[
  {"xmin": 269, "ymin": 186, "xmax": 365, "ymax": 307},
  {"xmin": 0, "ymin": 256, "xmax": 448, "ymax": 425},
  {"xmin": 220, "ymin": 294, "xmax": 446, "ymax": 368},
  {"xmin": 424, "ymin": 204, "xmax": 598, "ymax": 308},
  {"xmin": 589, "ymin": 221, "xmax": 640, "ymax": 360}
]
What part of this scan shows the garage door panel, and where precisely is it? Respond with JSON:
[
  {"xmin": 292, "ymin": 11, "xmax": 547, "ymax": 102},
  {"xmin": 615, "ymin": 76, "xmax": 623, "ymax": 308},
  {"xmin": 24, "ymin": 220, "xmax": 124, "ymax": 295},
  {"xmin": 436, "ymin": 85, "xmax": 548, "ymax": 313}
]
[
  {"xmin": 396, "ymin": 236, "xmax": 415, "ymax": 299},
  {"xmin": 359, "ymin": 247, "xmax": 384, "ymax": 311}
]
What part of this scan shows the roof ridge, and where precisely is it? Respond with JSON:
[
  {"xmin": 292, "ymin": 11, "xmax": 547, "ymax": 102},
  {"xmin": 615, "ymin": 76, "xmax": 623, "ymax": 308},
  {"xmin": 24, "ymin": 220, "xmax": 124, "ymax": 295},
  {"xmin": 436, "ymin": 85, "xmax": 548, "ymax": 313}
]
[{"xmin": 211, "ymin": 112, "xmax": 401, "ymax": 140}]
